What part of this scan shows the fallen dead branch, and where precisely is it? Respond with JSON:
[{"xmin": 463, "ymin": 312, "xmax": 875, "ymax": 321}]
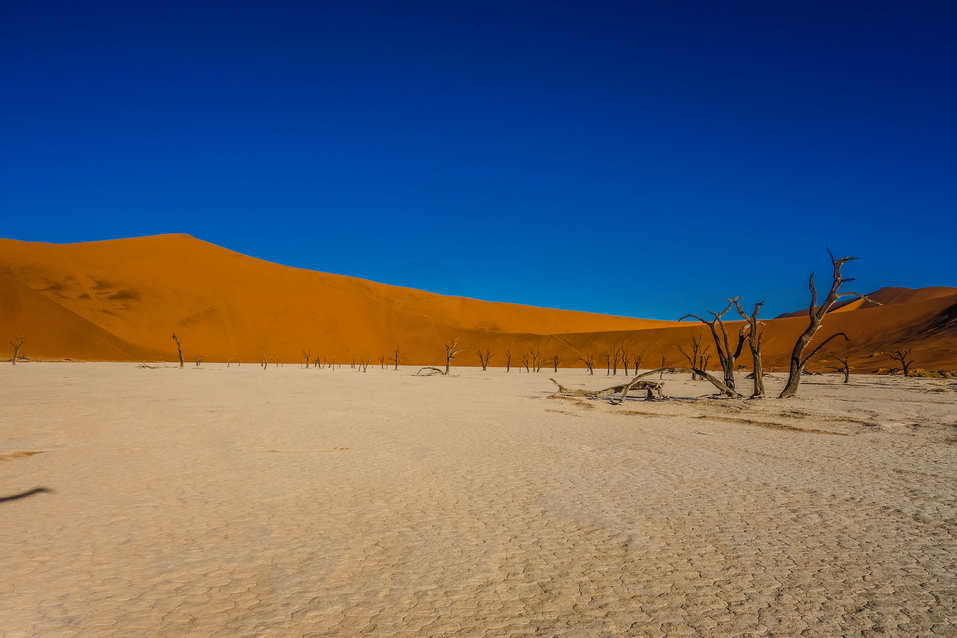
[{"xmin": 416, "ymin": 366, "xmax": 446, "ymax": 376}]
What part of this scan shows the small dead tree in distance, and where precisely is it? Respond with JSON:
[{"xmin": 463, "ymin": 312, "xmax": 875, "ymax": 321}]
[
  {"xmin": 392, "ymin": 347, "xmax": 402, "ymax": 371},
  {"xmin": 580, "ymin": 352, "xmax": 595, "ymax": 375},
  {"xmin": 444, "ymin": 337, "xmax": 463, "ymax": 375},
  {"xmin": 301, "ymin": 348, "xmax": 312, "ymax": 369},
  {"xmin": 504, "ymin": 347, "xmax": 511, "ymax": 372},
  {"xmin": 10, "ymin": 336, "xmax": 25, "ymax": 365},
  {"xmin": 827, "ymin": 350, "xmax": 852, "ymax": 383},
  {"xmin": 476, "ymin": 348, "xmax": 491, "ymax": 371},
  {"xmin": 882, "ymin": 345, "xmax": 915, "ymax": 377},
  {"xmin": 551, "ymin": 354, "xmax": 561, "ymax": 372},
  {"xmin": 171, "ymin": 333, "xmax": 185, "ymax": 368}
]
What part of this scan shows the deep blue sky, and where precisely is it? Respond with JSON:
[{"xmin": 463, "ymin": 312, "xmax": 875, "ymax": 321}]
[{"xmin": 2, "ymin": 1, "xmax": 955, "ymax": 319}]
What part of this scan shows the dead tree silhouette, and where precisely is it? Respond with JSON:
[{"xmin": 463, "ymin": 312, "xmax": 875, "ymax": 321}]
[
  {"xmin": 780, "ymin": 250, "xmax": 873, "ymax": 398},
  {"xmin": 171, "ymin": 333, "xmax": 184, "ymax": 368},
  {"xmin": 9, "ymin": 336, "xmax": 25, "ymax": 365}
]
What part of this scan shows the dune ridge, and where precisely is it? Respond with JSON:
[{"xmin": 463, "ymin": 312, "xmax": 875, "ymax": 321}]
[{"xmin": 1, "ymin": 234, "xmax": 955, "ymax": 370}]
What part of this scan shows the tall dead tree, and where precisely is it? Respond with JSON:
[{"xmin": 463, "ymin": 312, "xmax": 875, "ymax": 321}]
[
  {"xmin": 680, "ymin": 299, "xmax": 749, "ymax": 393},
  {"xmin": 551, "ymin": 354, "xmax": 561, "ymax": 372},
  {"xmin": 10, "ymin": 336, "xmax": 25, "ymax": 365},
  {"xmin": 444, "ymin": 337, "xmax": 463, "ymax": 375},
  {"xmin": 171, "ymin": 333, "xmax": 185, "ymax": 368},
  {"xmin": 504, "ymin": 348, "xmax": 511, "ymax": 372},
  {"xmin": 883, "ymin": 345, "xmax": 915, "ymax": 377},
  {"xmin": 780, "ymin": 250, "xmax": 870, "ymax": 398},
  {"xmin": 732, "ymin": 299, "xmax": 766, "ymax": 398},
  {"xmin": 580, "ymin": 352, "xmax": 595, "ymax": 375},
  {"xmin": 476, "ymin": 349, "xmax": 491, "ymax": 371},
  {"xmin": 392, "ymin": 347, "xmax": 402, "ymax": 371},
  {"xmin": 301, "ymin": 348, "xmax": 312, "ymax": 369}
]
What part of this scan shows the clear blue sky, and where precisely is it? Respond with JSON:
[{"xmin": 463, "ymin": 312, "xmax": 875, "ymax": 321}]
[{"xmin": 2, "ymin": 1, "xmax": 955, "ymax": 319}]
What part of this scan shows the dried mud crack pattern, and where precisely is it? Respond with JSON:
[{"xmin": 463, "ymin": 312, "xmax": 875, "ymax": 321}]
[{"xmin": 1, "ymin": 365, "xmax": 955, "ymax": 636}]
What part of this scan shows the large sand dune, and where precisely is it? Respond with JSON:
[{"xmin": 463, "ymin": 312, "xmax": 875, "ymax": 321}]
[{"xmin": 1, "ymin": 234, "xmax": 955, "ymax": 370}]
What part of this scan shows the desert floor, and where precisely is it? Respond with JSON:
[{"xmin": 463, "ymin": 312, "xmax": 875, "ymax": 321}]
[{"xmin": 1, "ymin": 363, "xmax": 955, "ymax": 637}]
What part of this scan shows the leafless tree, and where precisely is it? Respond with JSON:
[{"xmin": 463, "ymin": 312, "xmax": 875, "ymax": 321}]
[
  {"xmin": 391, "ymin": 347, "xmax": 402, "ymax": 371},
  {"xmin": 680, "ymin": 298, "xmax": 750, "ymax": 393},
  {"xmin": 676, "ymin": 335, "xmax": 707, "ymax": 381},
  {"xmin": 611, "ymin": 344, "xmax": 623, "ymax": 375},
  {"xmin": 359, "ymin": 357, "xmax": 370, "ymax": 373},
  {"xmin": 883, "ymin": 345, "xmax": 915, "ymax": 377},
  {"xmin": 632, "ymin": 351, "xmax": 645, "ymax": 372},
  {"xmin": 605, "ymin": 352, "xmax": 611, "ymax": 375},
  {"xmin": 826, "ymin": 350, "xmax": 852, "ymax": 383},
  {"xmin": 314, "ymin": 354, "xmax": 323, "ymax": 369},
  {"xmin": 476, "ymin": 349, "xmax": 491, "ymax": 371},
  {"xmin": 301, "ymin": 348, "xmax": 312, "ymax": 369},
  {"xmin": 521, "ymin": 352, "xmax": 530, "ymax": 373},
  {"xmin": 261, "ymin": 353, "xmax": 269, "ymax": 370},
  {"xmin": 780, "ymin": 250, "xmax": 872, "ymax": 398},
  {"xmin": 659, "ymin": 354, "xmax": 666, "ymax": 379},
  {"xmin": 732, "ymin": 299, "xmax": 767, "ymax": 398},
  {"xmin": 195, "ymin": 355, "xmax": 202, "ymax": 367},
  {"xmin": 580, "ymin": 352, "xmax": 595, "ymax": 375},
  {"xmin": 529, "ymin": 346, "xmax": 542, "ymax": 372},
  {"xmin": 444, "ymin": 337, "xmax": 463, "ymax": 375},
  {"xmin": 621, "ymin": 346, "xmax": 630, "ymax": 375},
  {"xmin": 550, "ymin": 354, "xmax": 561, "ymax": 372},
  {"xmin": 171, "ymin": 333, "xmax": 185, "ymax": 368},
  {"xmin": 9, "ymin": 336, "xmax": 25, "ymax": 365},
  {"xmin": 504, "ymin": 347, "xmax": 511, "ymax": 372}
]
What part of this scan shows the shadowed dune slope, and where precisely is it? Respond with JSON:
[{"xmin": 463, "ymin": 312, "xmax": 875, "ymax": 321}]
[{"xmin": 1, "ymin": 234, "xmax": 954, "ymax": 370}]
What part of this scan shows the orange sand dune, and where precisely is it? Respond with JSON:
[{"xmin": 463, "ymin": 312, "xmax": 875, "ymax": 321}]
[{"xmin": 1, "ymin": 234, "xmax": 954, "ymax": 370}]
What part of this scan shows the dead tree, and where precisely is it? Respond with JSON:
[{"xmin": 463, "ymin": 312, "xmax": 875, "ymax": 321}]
[
  {"xmin": 504, "ymin": 348, "xmax": 511, "ymax": 373},
  {"xmin": 621, "ymin": 347, "xmax": 630, "ymax": 375},
  {"xmin": 521, "ymin": 352, "xmax": 530, "ymax": 373},
  {"xmin": 732, "ymin": 299, "xmax": 767, "ymax": 398},
  {"xmin": 551, "ymin": 354, "xmax": 561, "ymax": 372},
  {"xmin": 780, "ymin": 250, "xmax": 872, "ymax": 398},
  {"xmin": 379, "ymin": 354, "xmax": 386, "ymax": 370},
  {"xmin": 827, "ymin": 350, "xmax": 852, "ymax": 383},
  {"xmin": 195, "ymin": 355, "xmax": 202, "ymax": 367},
  {"xmin": 359, "ymin": 357, "xmax": 370, "ymax": 373},
  {"xmin": 416, "ymin": 366, "xmax": 446, "ymax": 376},
  {"xmin": 301, "ymin": 348, "xmax": 312, "ymax": 369},
  {"xmin": 680, "ymin": 299, "xmax": 750, "ymax": 393},
  {"xmin": 633, "ymin": 351, "xmax": 645, "ymax": 372},
  {"xmin": 605, "ymin": 352, "xmax": 611, "ymax": 375},
  {"xmin": 476, "ymin": 349, "xmax": 491, "ymax": 371},
  {"xmin": 659, "ymin": 354, "xmax": 666, "ymax": 379},
  {"xmin": 392, "ymin": 347, "xmax": 402, "ymax": 371},
  {"xmin": 612, "ymin": 344, "xmax": 622, "ymax": 375},
  {"xmin": 883, "ymin": 345, "xmax": 915, "ymax": 377},
  {"xmin": 549, "ymin": 377, "xmax": 665, "ymax": 402},
  {"xmin": 171, "ymin": 333, "xmax": 185, "ymax": 368},
  {"xmin": 444, "ymin": 337, "xmax": 463, "ymax": 375},
  {"xmin": 580, "ymin": 352, "xmax": 595, "ymax": 375},
  {"xmin": 676, "ymin": 335, "xmax": 706, "ymax": 381},
  {"xmin": 9, "ymin": 336, "xmax": 25, "ymax": 365},
  {"xmin": 529, "ymin": 346, "xmax": 542, "ymax": 372},
  {"xmin": 313, "ymin": 354, "xmax": 323, "ymax": 369}
]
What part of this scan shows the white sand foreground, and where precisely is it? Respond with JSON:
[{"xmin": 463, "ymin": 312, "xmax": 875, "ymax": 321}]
[{"xmin": 1, "ymin": 363, "xmax": 956, "ymax": 637}]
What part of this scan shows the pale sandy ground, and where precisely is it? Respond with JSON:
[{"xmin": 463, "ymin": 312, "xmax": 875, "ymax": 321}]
[{"xmin": 1, "ymin": 363, "xmax": 955, "ymax": 637}]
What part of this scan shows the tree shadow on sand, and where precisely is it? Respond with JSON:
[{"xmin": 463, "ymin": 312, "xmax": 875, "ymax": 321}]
[{"xmin": 0, "ymin": 487, "xmax": 52, "ymax": 503}]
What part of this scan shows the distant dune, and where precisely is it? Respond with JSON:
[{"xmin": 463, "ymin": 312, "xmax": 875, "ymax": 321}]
[{"xmin": 1, "ymin": 234, "xmax": 955, "ymax": 370}]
